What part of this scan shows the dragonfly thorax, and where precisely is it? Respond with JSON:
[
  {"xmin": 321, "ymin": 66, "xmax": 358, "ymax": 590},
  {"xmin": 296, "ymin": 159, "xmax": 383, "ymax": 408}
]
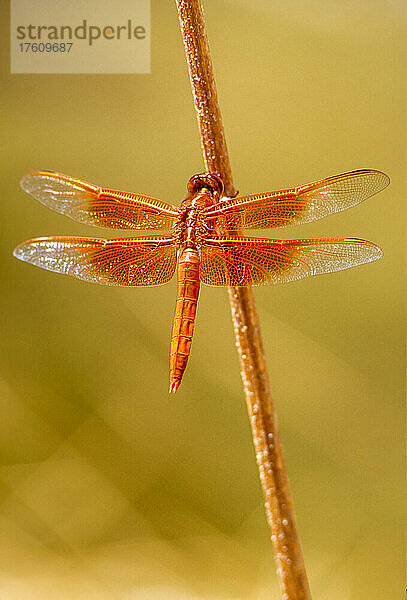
[
  {"xmin": 177, "ymin": 175, "xmax": 223, "ymax": 247},
  {"xmin": 175, "ymin": 208, "xmax": 207, "ymax": 248}
]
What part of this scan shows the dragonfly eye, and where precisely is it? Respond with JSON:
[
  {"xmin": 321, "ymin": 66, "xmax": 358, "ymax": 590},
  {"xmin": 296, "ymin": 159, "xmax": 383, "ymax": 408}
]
[{"xmin": 187, "ymin": 172, "xmax": 224, "ymax": 196}]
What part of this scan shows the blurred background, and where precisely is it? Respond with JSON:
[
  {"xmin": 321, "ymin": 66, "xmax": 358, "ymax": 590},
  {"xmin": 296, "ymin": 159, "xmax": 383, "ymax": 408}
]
[{"xmin": 0, "ymin": 1, "xmax": 404, "ymax": 598}]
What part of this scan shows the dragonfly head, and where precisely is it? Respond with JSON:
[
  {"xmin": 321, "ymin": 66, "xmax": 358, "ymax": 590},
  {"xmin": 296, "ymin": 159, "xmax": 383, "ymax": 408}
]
[{"xmin": 187, "ymin": 172, "xmax": 224, "ymax": 197}]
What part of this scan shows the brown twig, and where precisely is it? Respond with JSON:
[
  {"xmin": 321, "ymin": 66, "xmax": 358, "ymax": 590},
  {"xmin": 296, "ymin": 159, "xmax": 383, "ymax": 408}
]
[{"xmin": 175, "ymin": 1, "xmax": 312, "ymax": 598}]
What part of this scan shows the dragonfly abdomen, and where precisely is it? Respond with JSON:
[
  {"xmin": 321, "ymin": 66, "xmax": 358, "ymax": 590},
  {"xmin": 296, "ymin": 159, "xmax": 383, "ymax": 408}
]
[{"xmin": 169, "ymin": 247, "xmax": 200, "ymax": 393}]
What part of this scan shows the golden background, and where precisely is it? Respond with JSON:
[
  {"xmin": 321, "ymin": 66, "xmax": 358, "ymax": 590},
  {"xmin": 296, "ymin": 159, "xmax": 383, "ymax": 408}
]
[{"xmin": 0, "ymin": 1, "xmax": 404, "ymax": 598}]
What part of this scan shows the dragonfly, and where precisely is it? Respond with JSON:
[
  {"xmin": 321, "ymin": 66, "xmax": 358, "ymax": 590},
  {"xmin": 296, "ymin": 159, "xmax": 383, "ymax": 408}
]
[{"xmin": 14, "ymin": 169, "xmax": 389, "ymax": 393}]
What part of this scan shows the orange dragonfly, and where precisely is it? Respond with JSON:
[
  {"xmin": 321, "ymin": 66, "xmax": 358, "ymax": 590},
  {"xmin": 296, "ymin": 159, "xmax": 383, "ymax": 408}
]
[{"xmin": 14, "ymin": 169, "xmax": 389, "ymax": 393}]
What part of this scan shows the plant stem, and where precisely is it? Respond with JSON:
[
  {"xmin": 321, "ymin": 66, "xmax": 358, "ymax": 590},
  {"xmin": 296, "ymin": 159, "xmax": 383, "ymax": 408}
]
[{"xmin": 175, "ymin": 1, "xmax": 312, "ymax": 598}]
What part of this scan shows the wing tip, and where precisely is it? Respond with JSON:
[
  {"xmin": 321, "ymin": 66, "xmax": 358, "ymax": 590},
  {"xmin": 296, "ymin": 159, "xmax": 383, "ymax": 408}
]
[
  {"xmin": 367, "ymin": 169, "xmax": 391, "ymax": 191},
  {"xmin": 13, "ymin": 242, "xmax": 25, "ymax": 260},
  {"xmin": 13, "ymin": 237, "xmax": 60, "ymax": 260},
  {"xmin": 350, "ymin": 168, "xmax": 391, "ymax": 192},
  {"xmin": 13, "ymin": 238, "xmax": 42, "ymax": 262},
  {"xmin": 335, "ymin": 238, "xmax": 383, "ymax": 265},
  {"xmin": 367, "ymin": 241, "xmax": 383, "ymax": 262},
  {"xmin": 334, "ymin": 238, "xmax": 384, "ymax": 262},
  {"xmin": 20, "ymin": 173, "xmax": 34, "ymax": 193},
  {"xmin": 308, "ymin": 168, "xmax": 391, "ymax": 196},
  {"xmin": 20, "ymin": 170, "xmax": 67, "ymax": 193}
]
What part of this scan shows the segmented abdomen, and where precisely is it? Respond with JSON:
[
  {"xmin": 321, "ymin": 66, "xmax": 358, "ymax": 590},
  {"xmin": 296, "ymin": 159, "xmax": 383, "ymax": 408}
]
[{"xmin": 169, "ymin": 247, "xmax": 200, "ymax": 393}]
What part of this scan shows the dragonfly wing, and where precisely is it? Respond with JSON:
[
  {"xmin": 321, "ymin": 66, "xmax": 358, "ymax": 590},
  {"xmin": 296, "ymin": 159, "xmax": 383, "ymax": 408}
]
[
  {"xmin": 14, "ymin": 236, "xmax": 177, "ymax": 286},
  {"xmin": 20, "ymin": 171, "xmax": 180, "ymax": 230},
  {"xmin": 200, "ymin": 236, "xmax": 382, "ymax": 286},
  {"xmin": 202, "ymin": 170, "xmax": 389, "ymax": 230}
]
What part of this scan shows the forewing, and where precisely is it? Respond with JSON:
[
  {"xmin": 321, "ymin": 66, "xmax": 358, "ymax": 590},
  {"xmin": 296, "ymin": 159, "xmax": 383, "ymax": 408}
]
[
  {"xmin": 202, "ymin": 170, "xmax": 389, "ymax": 230},
  {"xmin": 200, "ymin": 236, "xmax": 382, "ymax": 286},
  {"xmin": 14, "ymin": 236, "xmax": 177, "ymax": 286},
  {"xmin": 20, "ymin": 171, "xmax": 180, "ymax": 230}
]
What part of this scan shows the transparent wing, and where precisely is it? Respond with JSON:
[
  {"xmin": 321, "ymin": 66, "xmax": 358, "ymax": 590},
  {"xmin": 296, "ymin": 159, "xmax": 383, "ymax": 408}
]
[
  {"xmin": 14, "ymin": 236, "xmax": 177, "ymax": 286},
  {"xmin": 200, "ymin": 236, "xmax": 382, "ymax": 286},
  {"xmin": 202, "ymin": 170, "xmax": 389, "ymax": 230},
  {"xmin": 20, "ymin": 171, "xmax": 180, "ymax": 230}
]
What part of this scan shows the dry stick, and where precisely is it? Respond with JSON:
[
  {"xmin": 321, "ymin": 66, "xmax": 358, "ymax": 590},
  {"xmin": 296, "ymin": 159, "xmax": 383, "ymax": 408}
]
[{"xmin": 175, "ymin": 2, "xmax": 312, "ymax": 599}]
